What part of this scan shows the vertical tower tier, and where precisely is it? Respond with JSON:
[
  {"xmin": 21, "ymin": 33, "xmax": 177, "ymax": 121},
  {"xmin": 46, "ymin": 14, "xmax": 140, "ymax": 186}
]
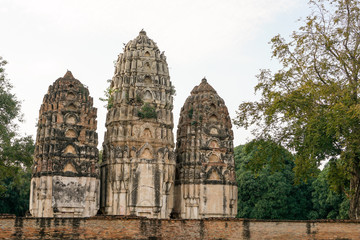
[
  {"xmin": 101, "ymin": 30, "xmax": 176, "ymax": 218},
  {"xmin": 174, "ymin": 78, "xmax": 237, "ymax": 219},
  {"xmin": 30, "ymin": 71, "xmax": 100, "ymax": 217}
]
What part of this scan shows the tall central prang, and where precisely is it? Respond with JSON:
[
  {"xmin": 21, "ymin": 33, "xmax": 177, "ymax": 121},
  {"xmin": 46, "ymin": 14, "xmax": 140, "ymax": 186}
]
[{"xmin": 101, "ymin": 30, "xmax": 175, "ymax": 218}]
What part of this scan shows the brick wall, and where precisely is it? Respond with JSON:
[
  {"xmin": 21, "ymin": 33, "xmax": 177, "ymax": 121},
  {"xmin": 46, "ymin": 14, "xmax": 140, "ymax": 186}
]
[{"xmin": 1, "ymin": 216, "xmax": 360, "ymax": 239}]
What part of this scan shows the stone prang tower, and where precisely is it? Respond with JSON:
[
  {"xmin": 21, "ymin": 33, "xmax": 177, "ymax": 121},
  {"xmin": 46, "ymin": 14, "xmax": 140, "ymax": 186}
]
[
  {"xmin": 174, "ymin": 78, "xmax": 237, "ymax": 219},
  {"xmin": 30, "ymin": 71, "xmax": 100, "ymax": 217},
  {"xmin": 101, "ymin": 30, "xmax": 175, "ymax": 218}
]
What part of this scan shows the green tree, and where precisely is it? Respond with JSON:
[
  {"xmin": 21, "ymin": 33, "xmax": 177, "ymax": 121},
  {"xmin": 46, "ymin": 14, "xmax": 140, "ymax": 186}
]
[
  {"xmin": 0, "ymin": 136, "xmax": 34, "ymax": 216},
  {"xmin": 235, "ymin": 0, "xmax": 360, "ymax": 219},
  {"xmin": 309, "ymin": 163, "xmax": 349, "ymax": 219},
  {"xmin": 0, "ymin": 57, "xmax": 21, "ymax": 151},
  {"xmin": 0, "ymin": 57, "xmax": 35, "ymax": 216},
  {"xmin": 235, "ymin": 140, "xmax": 313, "ymax": 220}
]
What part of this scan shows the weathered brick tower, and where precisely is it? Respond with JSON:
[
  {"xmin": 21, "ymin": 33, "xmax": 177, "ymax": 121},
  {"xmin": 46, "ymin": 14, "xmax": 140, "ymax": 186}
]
[
  {"xmin": 101, "ymin": 30, "xmax": 175, "ymax": 218},
  {"xmin": 29, "ymin": 71, "xmax": 100, "ymax": 217},
  {"xmin": 174, "ymin": 78, "xmax": 237, "ymax": 219}
]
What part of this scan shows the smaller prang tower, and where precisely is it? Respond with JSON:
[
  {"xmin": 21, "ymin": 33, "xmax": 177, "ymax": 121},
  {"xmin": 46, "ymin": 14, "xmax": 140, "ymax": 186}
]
[
  {"xmin": 174, "ymin": 78, "xmax": 237, "ymax": 219},
  {"xmin": 30, "ymin": 71, "xmax": 100, "ymax": 217}
]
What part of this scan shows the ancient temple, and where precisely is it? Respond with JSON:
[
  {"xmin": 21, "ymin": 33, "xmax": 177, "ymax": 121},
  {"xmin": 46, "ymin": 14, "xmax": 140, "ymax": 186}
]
[
  {"xmin": 174, "ymin": 78, "xmax": 238, "ymax": 219},
  {"xmin": 100, "ymin": 30, "xmax": 176, "ymax": 218},
  {"xmin": 28, "ymin": 30, "xmax": 238, "ymax": 220},
  {"xmin": 29, "ymin": 71, "xmax": 100, "ymax": 217}
]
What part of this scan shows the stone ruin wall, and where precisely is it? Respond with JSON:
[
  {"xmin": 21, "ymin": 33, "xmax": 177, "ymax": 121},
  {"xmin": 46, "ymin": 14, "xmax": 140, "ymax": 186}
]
[
  {"xmin": 100, "ymin": 30, "xmax": 176, "ymax": 218},
  {"xmin": 30, "ymin": 71, "xmax": 100, "ymax": 218},
  {"xmin": 1, "ymin": 216, "xmax": 360, "ymax": 240}
]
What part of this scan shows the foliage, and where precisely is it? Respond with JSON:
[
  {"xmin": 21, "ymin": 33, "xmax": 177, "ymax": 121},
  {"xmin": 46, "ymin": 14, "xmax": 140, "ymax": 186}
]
[
  {"xmin": 170, "ymin": 85, "xmax": 176, "ymax": 96},
  {"xmin": 235, "ymin": 140, "xmax": 349, "ymax": 220},
  {"xmin": 98, "ymin": 149, "xmax": 103, "ymax": 164},
  {"xmin": 239, "ymin": 139, "xmax": 301, "ymax": 175},
  {"xmin": 308, "ymin": 163, "xmax": 349, "ymax": 219},
  {"xmin": 235, "ymin": 141, "xmax": 313, "ymax": 220},
  {"xmin": 0, "ymin": 57, "xmax": 35, "ymax": 216},
  {"xmin": 0, "ymin": 136, "xmax": 34, "ymax": 216},
  {"xmin": 0, "ymin": 168, "xmax": 31, "ymax": 216},
  {"xmin": 136, "ymin": 94, "xmax": 143, "ymax": 104},
  {"xmin": 234, "ymin": 0, "xmax": 360, "ymax": 219},
  {"xmin": 99, "ymin": 79, "xmax": 118, "ymax": 109},
  {"xmin": 0, "ymin": 57, "xmax": 21, "ymax": 147},
  {"xmin": 0, "ymin": 56, "xmax": 22, "ymax": 194},
  {"xmin": 0, "ymin": 136, "xmax": 34, "ymax": 196},
  {"xmin": 188, "ymin": 107, "xmax": 193, "ymax": 119},
  {"xmin": 138, "ymin": 103, "xmax": 157, "ymax": 119}
]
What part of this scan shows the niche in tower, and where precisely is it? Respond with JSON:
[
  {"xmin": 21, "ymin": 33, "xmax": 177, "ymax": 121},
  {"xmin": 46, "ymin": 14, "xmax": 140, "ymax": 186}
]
[
  {"xmin": 65, "ymin": 129, "xmax": 77, "ymax": 138},
  {"xmin": 67, "ymin": 92, "xmax": 76, "ymax": 100},
  {"xmin": 65, "ymin": 114, "xmax": 77, "ymax": 125},
  {"xmin": 144, "ymin": 76, "xmax": 152, "ymax": 85},
  {"xmin": 143, "ymin": 90, "xmax": 153, "ymax": 101}
]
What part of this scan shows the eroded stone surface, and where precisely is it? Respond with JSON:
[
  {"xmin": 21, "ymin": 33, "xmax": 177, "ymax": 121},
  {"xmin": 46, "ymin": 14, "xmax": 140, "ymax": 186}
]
[
  {"xmin": 101, "ymin": 30, "xmax": 175, "ymax": 218},
  {"xmin": 29, "ymin": 71, "xmax": 100, "ymax": 217},
  {"xmin": 174, "ymin": 78, "xmax": 238, "ymax": 219}
]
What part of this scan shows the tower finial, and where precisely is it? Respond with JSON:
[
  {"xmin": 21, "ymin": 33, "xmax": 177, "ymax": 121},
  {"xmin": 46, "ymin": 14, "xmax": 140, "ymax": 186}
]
[
  {"xmin": 202, "ymin": 77, "xmax": 207, "ymax": 83},
  {"xmin": 140, "ymin": 29, "xmax": 146, "ymax": 35},
  {"xmin": 63, "ymin": 70, "xmax": 74, "ymax": 79}
]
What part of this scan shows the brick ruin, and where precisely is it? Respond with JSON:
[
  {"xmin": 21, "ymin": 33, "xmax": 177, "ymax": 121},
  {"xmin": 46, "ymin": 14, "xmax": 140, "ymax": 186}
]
[
  {"xmin": 100, "ymin": 29, "xmax": 175, "ymax": 218},
  {"xmin": 2, "ymin": 216, "xmax": 360, "ymax": 240},
  {"xmin": 30, "ymin": 30, "xmax": 236, "ymax": 219},
  {"xmin": 30, "ymin": 71, "xmax": 99, "ymax": 217},
  {"xmin": 174, "ymin": 78, "xmax": 237, "ymax": 218}
]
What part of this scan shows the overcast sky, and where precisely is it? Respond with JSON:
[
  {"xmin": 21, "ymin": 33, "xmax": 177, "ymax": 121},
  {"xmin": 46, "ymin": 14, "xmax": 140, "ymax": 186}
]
[{"xmin": 0, "ymin": 0, "xmax": 310, "ymax": 147}]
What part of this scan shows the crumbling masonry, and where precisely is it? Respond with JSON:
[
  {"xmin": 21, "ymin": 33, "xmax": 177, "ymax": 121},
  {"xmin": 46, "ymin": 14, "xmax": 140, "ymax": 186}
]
[
  {"xmin": 30, "ymin": 71, "xmax": 99, "ymax": 217},
  {"xmin": 174, "ymin": 78, "xmax": 237, "ymax": 218},
  {"xmin": 30, "ymin": 30, "xmax": 237, "ymax": 219},
  {"xmin": 100, "ymin": 29, "xmax": 175, "ymax": 218}
]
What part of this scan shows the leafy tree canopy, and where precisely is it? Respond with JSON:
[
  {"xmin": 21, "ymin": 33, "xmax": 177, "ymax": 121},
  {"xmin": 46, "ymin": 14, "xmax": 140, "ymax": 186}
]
[
  {"xmin": 235, "ymin": 140, "xmax": 313, "ymax": 220},
  {"xmin": 0, "ymin": 57, "xmax": 35, "ymax": 216},
  {"xmin": 235, "ymin": 140, "xmax": 349, "ymax": 220},
  {"xmin": 0, "ymin": 136, "xmax": 34, "ymax": 216},
  {"xmin": 0, "ymin": 57, "xmax": 21, "ymax": 147},
  {"xmin": 309, "ymin": 163, "xmax": 349, "ymax": 219},
  {"xmin": 235, "ymin": 0, "xmax": 360, "ymax": 219}
]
